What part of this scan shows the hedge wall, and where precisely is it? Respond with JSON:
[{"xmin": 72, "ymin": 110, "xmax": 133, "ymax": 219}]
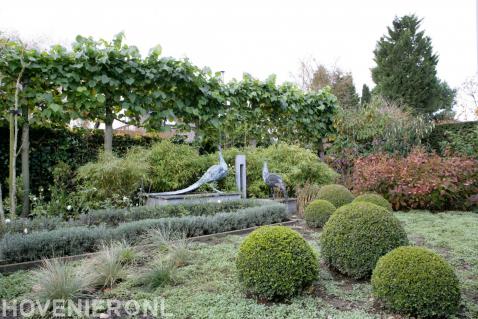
[
  {"xmin": 425, "ymin": 121, "xmax": 478, "ymax": 154},
  {"xmin": 0, "ymin": 126, "xmax": 162, "ymax": 194}
]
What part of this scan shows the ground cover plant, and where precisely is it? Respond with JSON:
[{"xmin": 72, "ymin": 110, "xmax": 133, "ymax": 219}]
[{"xmin": 0, "ymin": 210, "xmax": 476, "ymax": 318}]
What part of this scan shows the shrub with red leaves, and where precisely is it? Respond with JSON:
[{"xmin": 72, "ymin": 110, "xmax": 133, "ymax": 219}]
[{"xmin": 352, "ymin": 148, "xmax": 478, "ymax": 211}]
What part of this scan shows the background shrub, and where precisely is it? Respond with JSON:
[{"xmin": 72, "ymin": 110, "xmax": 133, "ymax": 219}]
[
  {"xmin": 242, "ymin": 144, "xmax": 338, "ymax": 198},
  {"xmin": 352, "ymin": 193, "xmax": 392, "ymax": 211},
  {"xmin": 76, "ymin": 150, "xmax": 150, "ymax": 204},
  {"xmin": 425, "ymin": 120, "xmax": 478, "ymax": 158},
  {"xmin": 77, "ymin": 142, "xmax": 338, "ymax": 201},
  {"xmin": 199, "ymin": 143, "xmax": 338, "ymax": 198},
  {"xmin": 320, "ymin": 202, "xmax": 408, "ymax": 279},
  {"xmin": 316, "ymin": 184, "xmax": 354, "ymax": 208},
  {"xmin": 236, "ymin": 226, "xmax": 319, "ymax": 300},
  {"xmin": 372, "ymin": 246, "xmax": 461, "ymax": 318},
  {"xmin": 304, "ymin": 200, "xmax": 336, "ymax": 228},
  {"xmin": 146, "ymin": 141, "xmax": 210, "ymax": 192},
  {"xmin": 0, "ymin": 126, "xmax": 161, "ymax": 197},
  {"xmin": 352, "ymin": 147, "xmax": 478, "ymax": 210}
]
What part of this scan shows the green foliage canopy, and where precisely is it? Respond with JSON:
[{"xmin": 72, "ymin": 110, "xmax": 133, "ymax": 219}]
[{"xmin": 372, "ymin": 15, "xmax": 455, "ymax": 116}]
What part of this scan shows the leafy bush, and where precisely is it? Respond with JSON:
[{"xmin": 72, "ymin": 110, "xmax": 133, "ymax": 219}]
[
  {"xmin": 372, "ymin": 246, "xmax": 461, "ymax": 318},
  {"xmin": 352, "ymin": 193, "xmax": 392, "ymax": 211},
  {"xmin": 142, "ymin": 142, "xmax": 337, "ymax": 198},
  {"xmin": 32, "ymin": 259, "xmax": 94, "ymax": 301},
  {"xmin": 146, "ymin": 141, "xmax": 209, "ymax": 192},
  {"xmin": 304, "ymin": 200, "xmax": 336, "ymax": 228},
  {"xmin": 236, "ymin": 226, "xmax": 319, "ymax": 300},
  {"xmin": 77, "ymin": 150, "xmax": 150, "ymax": 204},
  {"xmin": 316, "ymin": 184, "xmax": 354, "ymax": 208},
  {"xmin": 330, "ymin": 96, "xmax": 434, "ymax": 157},
  {"xmin": 0, "ymin": 126, "xmax": 162, "ymax": 198},
  {"xmin": 426, "ymin": 120, "xmax": 478, "ymax": 158},
  {"xmin": 296, "ymin": 183, "xmax": 322, "ymax": 217},
  {"xmin": 320, "ymin": 202, "xmax": 408, "ymax": 279},
  {"xmin": 352, "ymin": 147, "xmax": 478, "ymax": 210},
  {"xmin": 67, "ymin": 143, "xmax": 337, "ymax": 212},
  {"xmin": 241, "ymin": 144, "xmax": 338, "ymax": 198},
  {"xmin": 0, "ymin": 201, "xmax": 288, "ymax": 262}
]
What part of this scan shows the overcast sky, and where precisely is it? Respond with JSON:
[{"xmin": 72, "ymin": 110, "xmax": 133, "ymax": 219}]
[{"xmin": 0, "ymin": 0, "xmax": 476, "ymax": 114}]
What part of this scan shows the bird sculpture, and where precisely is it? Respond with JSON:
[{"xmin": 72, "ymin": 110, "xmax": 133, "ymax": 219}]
[
  {"xmin": 262, "ymin": 161, "xmax": 288, "ymax": 200},
  {"xmin": 157, "ymin": 145, "xmax": 228, "ymax": 195}
]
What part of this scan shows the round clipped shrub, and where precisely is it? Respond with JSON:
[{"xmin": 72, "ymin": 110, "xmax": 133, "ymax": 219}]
[
  {"xmin": 304, "ymin": 200, "xmax": 336, "ymax": 228},
  {"xmin": 236, "ymin": 226, "xmax": 319, "ymax": 300},
  {"xmin": 372, "ymin": 246, "xmax": 460, "ymax": 318},
  {"xmin": 320, "ymin": 202, "xmax": 408, "ymax": 279},
  {"xmin": 316, "ymin": 184, "xmax": 354, "ymax": 208},
  {"xmin": 353, "ymin": 193, "xmax": 392, "ymax": 211}
]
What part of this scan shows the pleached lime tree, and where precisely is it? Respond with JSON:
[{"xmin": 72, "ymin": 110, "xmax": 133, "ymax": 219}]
[
  {"xmin": 66, "ymin": 33, "xmax": 147, "ymax": 153},
  {"xmin": 0, "ymin": 39, "xmax": 71, "ymax": 216}
]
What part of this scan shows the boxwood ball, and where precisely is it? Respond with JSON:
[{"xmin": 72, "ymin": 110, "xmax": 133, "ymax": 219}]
[
  {"xmin": 236, "ymin": 226, "xmax": 319, "ymax": 300},
  {"xmin": 320, "ymin": 202, "xmax": 408, "ymax": 279},
  {"xmin": 304, "ymin": 199, "xmax": 336, "ymax": 228},
  {"xmin": 316, "ymin": 184, "xmax": 354, "ymax": 208},
  {"xmin": 372, "ymin": 246, "xmax": 461, "ymax": 318}
]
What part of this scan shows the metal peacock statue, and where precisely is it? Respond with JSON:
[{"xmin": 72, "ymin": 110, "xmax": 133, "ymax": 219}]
[
  {"xmin": 157, "ymin": 145, "xmax": 228, "ymax": 195},
  {"xmin": 262, "ymin": 161, "xmax": 288, "ymax": 200}
]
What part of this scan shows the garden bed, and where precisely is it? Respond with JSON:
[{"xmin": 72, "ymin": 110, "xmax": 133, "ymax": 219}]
[
  {"xmin": 0, "ymin": 211, "xmax": 477, "ymax": 318},
  {"xmin": 0, "ymin": 199, "xmax": 289, "ymax": 263}
]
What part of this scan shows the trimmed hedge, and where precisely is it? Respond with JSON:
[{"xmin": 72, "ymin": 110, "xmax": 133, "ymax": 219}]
[
  {"xmin": 236, "ymin": 226, "xmax": 318, "ymax": 300},
  {"xmin": 320, "ymin": 202, "xmax": 408, "ymax": 279},
  {"xmin": 316, "ymin": 184, "xmax": 354, "ymax": 208},
  {"xmin": 2, "ymin": 200, "xmax": 263, "ymax": 234},
  {"xmin": 79, "ymin": 200, "xmax": 261, "ymax": 226},
  {"xmin": 372, "ymin": 246, "xmax": 461, "ymax": 318},
  {"xmin": 304, "ymin": 199, "xmax": 336, "ymax": 228},
  {"xmin": 426, "ymin": 121, "xmax": 478, "ymax": 155},
  {"xmin": 352, "ymin": 193, "xmax": 392, "ymax": 211},
  {"xmin": 0, "ymin": 126, "xmax": 162, "ymax": 196},
  {"xmin": 0, "ymin": 201, "xmax": 288, "ymax": 263}
]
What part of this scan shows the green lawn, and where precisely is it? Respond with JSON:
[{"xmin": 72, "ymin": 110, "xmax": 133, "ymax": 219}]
[{"xmin": 1, "ymin": 211, "xmax": 477, "ymax": 318}]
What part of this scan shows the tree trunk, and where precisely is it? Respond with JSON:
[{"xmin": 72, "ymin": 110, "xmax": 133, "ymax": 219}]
[
  {"xmin": 21, "ymin": 106, "xmax": 30, "ymax": 217},
  {"xmin": 8, "ymin": 52, "xmax": 25, "ymax": 219},
  {"xmin": 0, "ymin": 184, "xmax": 5, "ymax": 234},
  {"xmin": 8, "ymin": 110, "xmax": 16, "ymax": 218},
  {"xmin": 317, "ymin": 138, "xmax": 325, "ymax": 160},
  {"xmin": 104, "ymin": 113, "xmax": 113, "ymax": 153}
]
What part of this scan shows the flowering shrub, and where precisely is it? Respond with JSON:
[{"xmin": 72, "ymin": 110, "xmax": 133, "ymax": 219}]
[{"xmin": 352, "ymin": 148, "xmax": 478, "ymax": 210}]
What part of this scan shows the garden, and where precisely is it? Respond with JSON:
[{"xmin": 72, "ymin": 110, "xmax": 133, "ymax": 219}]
[{"xmin": 1, "ymin": 14, "xmax": 478, "ymax": 319}]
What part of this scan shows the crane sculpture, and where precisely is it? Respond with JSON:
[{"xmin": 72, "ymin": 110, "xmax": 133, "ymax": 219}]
[
  {"xmin": 157, "ymin": 145, "xmax": 228, "ymax": 195},
  {"xmin": 262, "ymin": 162, "xmax": 288, "ymax": 200}
]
